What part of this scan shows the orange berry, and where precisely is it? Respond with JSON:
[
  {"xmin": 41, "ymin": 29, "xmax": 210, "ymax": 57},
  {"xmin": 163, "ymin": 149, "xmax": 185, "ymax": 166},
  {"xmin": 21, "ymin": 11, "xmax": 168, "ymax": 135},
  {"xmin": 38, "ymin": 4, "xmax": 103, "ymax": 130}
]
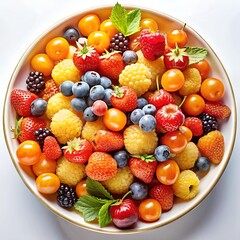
[{"xmin": 75, "ymin": 179, "xmax": 87, "ymax": 197}]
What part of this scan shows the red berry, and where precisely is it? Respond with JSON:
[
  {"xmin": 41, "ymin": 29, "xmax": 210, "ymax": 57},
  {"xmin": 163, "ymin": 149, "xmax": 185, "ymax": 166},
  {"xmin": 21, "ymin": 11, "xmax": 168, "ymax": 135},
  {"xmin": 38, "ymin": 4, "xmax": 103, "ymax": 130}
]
[
  {"xmin": 43, "ymin": 136, "xmax": 62, "ymax": 161},
  {"xmin": 92, "ymin": 100, "xmax": 108, "ymax": 116},
  {"xmin": 183, "ymin": 117, "xmax": 203, "ymax": 137},
  {"xmin": 204, "ymin": 101, "xmax": 231, "ymax": 120}
]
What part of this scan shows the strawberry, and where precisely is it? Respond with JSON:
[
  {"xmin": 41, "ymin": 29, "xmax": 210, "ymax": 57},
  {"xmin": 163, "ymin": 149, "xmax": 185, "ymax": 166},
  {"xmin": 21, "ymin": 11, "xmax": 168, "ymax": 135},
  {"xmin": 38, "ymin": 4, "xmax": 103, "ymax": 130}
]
[
  {"xmin": 11, "ymin": 117, "xmax": 46, "ymax": 143},
  {"xmin": 149, "ymin": 184, "xmax": 174, "ymax": 211},
  {"xmin": 183, "ymin": 117, "xmax": 203, "ymax": 136},
  {"xmin": 147, "ymin": 89, "xmax": 175, "ymax": 110},
  {"xmin": 43, "ymin": 136, "xmax": 62, "ymax": 161},
  {"xmin": 129, "ymin": 155, "xmax": 157, "ymax": 184},
  {"xmin": 62, "ymin": 137, "xmax": 93, "ymax": 164},
  {"xmin": 110, "ymin": 86, "xmax": 138, "ymax": 112},
  {"xmin": 39, "ymin": 79, "xmax": 59, "ymax": 101},
  {"xmin": 85, "ymin": 152, "xmax": 117, "ymax": 181},
  {"xmin": 98, "ymin": 51, "xmax": 125, "ymax": 82},
  {"xmin": 197, "ymin": 130, "xmax": 224, "ymax": 164},
  {"xmin": 204, "ymin": 101, "xmax": 231, "ymax": 120},
  {"xmin": 93, "ymin": 130, "xmax": 124, "ymax": 152},
  {"xmin": 73, "ymin": 42, "xmax": 100, "ymax": 74},
  {"xmin": 10, "ymin": 89, "xmax": 38, "ymax": 116},
  {"xmin": 139, "ymin": 29, "xmax": 165, "ymax": 61}
]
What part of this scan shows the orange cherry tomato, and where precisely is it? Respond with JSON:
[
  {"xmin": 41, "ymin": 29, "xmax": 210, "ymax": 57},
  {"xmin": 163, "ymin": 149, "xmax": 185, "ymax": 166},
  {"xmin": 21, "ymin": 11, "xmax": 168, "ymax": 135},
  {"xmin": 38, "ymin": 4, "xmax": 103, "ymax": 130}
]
[
  {"xmin": 87, "ymin": 31, "xmax": 110, "ymax": 54},
  {"xmin": 45, "ymin": 37, "xmax": 69, "ymax": 61},
  {"xmin": 32, "ymin": 153, "xmax": 57, "ymax": 176},
  {"xmin": 182, "ymin": 94, "xmax": 205, "ymax": 116},
  {"xmin": 140, "ymin": 18, "xmax": 158, "ymax": 31},
  {"xmin": 100, "ymin": 19, "xmax": 119, "ymax": 39},
  {"xmin": 16, "ymin": 140, "xmax": 41, "ymax": 165},
  {"xmin": 161, "ymin": 69, "xmax": 185, "ymax": 92},
  {"xmin": 103, "ymin": 108, "xmax": 127, "ymax": 131},
  {"xmin": 156, "ymin": 159, "xmax": 180, "ymax": 185},
  {"xmin": 160, "ymin": 130, "xmax": 188, "ymax": 154},
  {"xmin": 200, "ymin": 78, "xmax": 225, "ymax": 101},
  {"xmin": 139, "ymin": 198, "xmax": 162, "ymax": 222},
  {"xmin": 190, "ymin": 59, "xmax": 211, "ymax": 80},
  {"xmin": 36, "ymin": 173, "xmax": 60, "ymax": 194},
  {"xmin": 179, "ymin": 125, "xmax": 193, "ymax": 142},
  {"xmin": 167, "ymin": 28, "xmax": 188, "ymax": 48},
  {"xmin": 75, "ymin": 179, "xmax": 87, "ymax": 197},
  {"xmin": 31, "ymin": 53, "xmax": 54, "ymax": 76},
  {"xmin": 78, "ymin": 14, "xmax": 100, "ymax": 37}
]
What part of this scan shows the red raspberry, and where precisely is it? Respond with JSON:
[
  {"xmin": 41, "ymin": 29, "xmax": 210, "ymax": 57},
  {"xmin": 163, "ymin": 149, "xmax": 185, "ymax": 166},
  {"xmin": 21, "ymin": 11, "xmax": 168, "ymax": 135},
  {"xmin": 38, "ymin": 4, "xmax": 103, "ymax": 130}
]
[
  {"xmin": 204, "ymin": 101, "xmax": 231, "ymax": 120},
  {"xmin": 183, "ymin": 117, "xmax": 203, "ymax": 136}
]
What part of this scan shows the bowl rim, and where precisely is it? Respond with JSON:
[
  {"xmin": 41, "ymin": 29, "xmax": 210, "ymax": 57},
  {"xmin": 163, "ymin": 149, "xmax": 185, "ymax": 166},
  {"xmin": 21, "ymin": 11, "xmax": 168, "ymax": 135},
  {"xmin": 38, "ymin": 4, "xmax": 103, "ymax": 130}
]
[{"xmin": 3, "ymin": 3, "xmax": 237, "ymax": 234}]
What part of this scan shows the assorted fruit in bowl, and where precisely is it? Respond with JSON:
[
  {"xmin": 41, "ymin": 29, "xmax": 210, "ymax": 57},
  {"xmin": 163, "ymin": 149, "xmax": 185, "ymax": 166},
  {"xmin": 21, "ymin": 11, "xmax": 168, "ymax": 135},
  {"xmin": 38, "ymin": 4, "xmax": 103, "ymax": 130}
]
[{"xmin": 8, "ymin": 2, "xmax": 232, "ymax": 230}]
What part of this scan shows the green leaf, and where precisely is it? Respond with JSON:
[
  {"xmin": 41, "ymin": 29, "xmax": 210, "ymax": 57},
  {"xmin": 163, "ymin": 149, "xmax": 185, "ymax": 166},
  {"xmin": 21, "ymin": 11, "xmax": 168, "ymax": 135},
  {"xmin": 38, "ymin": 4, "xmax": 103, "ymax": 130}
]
[
  {"xmin": 86, "ymin": 178, "xmax": 114, "ymax": 200},
  {"xmin": 125, "ymin": 9, "xmax": 141, "ymax": 36},
  {"xmin": 185, "ymin": 46, "xmax": 208, "ymax": 64},
  {"xmin": 99, "ymin": 200, "xmax": 117, "ymax": 228}
]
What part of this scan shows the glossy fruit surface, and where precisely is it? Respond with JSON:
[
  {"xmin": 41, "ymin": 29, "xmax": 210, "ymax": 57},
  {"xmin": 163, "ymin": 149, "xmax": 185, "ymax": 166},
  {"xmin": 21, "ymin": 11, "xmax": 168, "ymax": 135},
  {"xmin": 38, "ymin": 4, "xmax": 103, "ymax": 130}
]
[
  {"xmin": 78, "ymin": 14, "xmax": 100, "ymax": 36},
  {"xmin": 31, "ymin": 53, "xmax": 54, "ymax": 76},
  {"xmin": 166, "ymin": 28, "xmax": 188, "ymax": 48},
  {"xmin": 140, "ymin": 18, "xmax": 158, "ymax": 31},
  {"xmin": 190, "ymin": 59, "xmax": 211, "ymax": 80},
  {"xmin": 36, "ymin": 173, "xmax": 60, "ymax": 194},
  {"xmin": 88, "ymin": 31, "xmax": 110, "ymax": 54},
  {"xmin": 182, "ymin": 94, "xmax": 205, "ymax": 116},
  {"xmin": 100, "ymin": 19, "xmax": 119, "ymax": 38},
  {"xmin": 75, "ymin": 179, "xmax": 87, "ymax": 197}
]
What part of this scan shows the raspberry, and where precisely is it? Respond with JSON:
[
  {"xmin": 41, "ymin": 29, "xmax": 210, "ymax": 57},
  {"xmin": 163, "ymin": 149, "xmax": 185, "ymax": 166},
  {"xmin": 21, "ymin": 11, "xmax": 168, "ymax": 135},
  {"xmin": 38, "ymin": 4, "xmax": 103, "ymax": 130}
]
[
  {"xmin": 34, "ymin": 127, "xmax": 53, "ymax": 149},
  {"xmin": 178, "ymin": 68, "xmax": 201, "ymax": 96},
  {"xmin": 204, "ymin": 101, "xmax": 231, "ymax": 120},
  {"xmin": 102, "ymin": 166, "xmax": 134, "ymax": 195},
  {"xmin": 56, "ymin": 156, "xmax": 86, "ymax": 187},
  {"xmin": 199, "ymin": 113, "xmax": 218, "ymax": 134},
  {"xmin": 109, "ymin": 33, "xmax": 130, "ymax": 53},
  {"xmin": 183, "ymin": 117, "xmax": 203, "ymax": 137},
  {"xmin": 173, "ymin": 142, "xmax": 199, "ymax": 170},
  {"xmin": 123, "ymin": 125, "xmax": 158, "ymax": 155},
  {"xmin": 119, "ymin": 63, "xmax": 152, "ymax": 97},
  {"xmin": 39, "ymin": 79, "xmax": 59, "ymax": 101},
  {"xmin": 136, "ymin": 50, "xmax": 166, "ymax": 91},
  {"xmin": 52, "ymin": 59, "xmax": 81, "ymax": 86},
  {"xmin": 50, "ymin": 109, "xmax": 83, "ymax": 144},
  {"xmin": 26, "ymin": 71, "xmax": 45, "ymax": 94},
  {"xmin": 172, "ymin": 170, "xmax": 200, "ymax": 200}
]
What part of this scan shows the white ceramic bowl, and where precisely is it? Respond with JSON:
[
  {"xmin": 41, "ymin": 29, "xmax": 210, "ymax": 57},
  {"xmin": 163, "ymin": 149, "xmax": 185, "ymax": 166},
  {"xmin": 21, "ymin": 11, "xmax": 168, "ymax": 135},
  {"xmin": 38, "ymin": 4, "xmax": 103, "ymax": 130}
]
[{"xmin": 3, "ymin": 4, "xmax": 237, "ymax": 234}]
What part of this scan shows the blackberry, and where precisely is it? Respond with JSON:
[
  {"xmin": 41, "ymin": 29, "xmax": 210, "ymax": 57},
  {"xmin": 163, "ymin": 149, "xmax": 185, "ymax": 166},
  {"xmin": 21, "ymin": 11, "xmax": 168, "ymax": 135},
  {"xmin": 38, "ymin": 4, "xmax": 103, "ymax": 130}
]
[
  {"xmin": 57, "ymin": 183, "xmax": 78, "ymax": 209},
  {"xmin": 26, "ymin": 71, "xmax": 45, "ymax": 94},
  {"xmin": 109, "ymin": 33, "xmax": 130, "ymax": 53},
  {"xmin": 200, "ymin": 113, "xmax": 218, "ymax": 134},
  {"xmin": 34, "ymin": 127, "xmax": 53, "ymax": 149}
]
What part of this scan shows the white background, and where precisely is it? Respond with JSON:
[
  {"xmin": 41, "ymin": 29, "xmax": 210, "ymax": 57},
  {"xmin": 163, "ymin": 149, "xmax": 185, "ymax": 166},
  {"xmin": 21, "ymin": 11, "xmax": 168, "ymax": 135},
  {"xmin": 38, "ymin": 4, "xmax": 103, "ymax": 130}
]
[{"xmin": 0, "ymin": 0, "xmax": 239, "ymax": 239}]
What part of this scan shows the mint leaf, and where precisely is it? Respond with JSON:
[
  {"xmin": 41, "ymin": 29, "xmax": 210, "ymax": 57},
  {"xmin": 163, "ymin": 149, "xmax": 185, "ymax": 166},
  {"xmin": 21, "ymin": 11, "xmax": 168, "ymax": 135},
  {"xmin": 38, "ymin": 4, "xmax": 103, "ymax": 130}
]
[
  {"xmin": 185, "ymin": 46, "xmax": 208, "ymax": 64},
  {"xmin": 86, "ymin": 178, "xmax": 114, "ymax": 200},
  {"xmin": 110, "ymin": 2, "xmax": 141, "ymax": 36},
  {"xmin": 99, "ymin": 200, "xmax": 116, "ymax": 228}
]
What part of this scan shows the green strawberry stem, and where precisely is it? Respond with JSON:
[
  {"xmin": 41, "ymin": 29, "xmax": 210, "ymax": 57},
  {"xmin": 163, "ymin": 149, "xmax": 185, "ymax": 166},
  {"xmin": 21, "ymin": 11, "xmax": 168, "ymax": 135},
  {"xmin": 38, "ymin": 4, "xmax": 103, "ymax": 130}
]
[
  {"xmin": 110, "ymin": 190, "xmax": 132, "ymax": 206},
  {"xmin": 112, "ymin": 85, "xmax": 124, "ymax": 98},
  {"xmin": 132, "ymin": 154, "xmax": 156, "ymax": 162},
  {"xmin": 10, "ymin": 117, "xmax": 22, "ymax": 139},
  {"xmin": 182, "ymin": 23, "xmax": 187, "ymax": 31}
]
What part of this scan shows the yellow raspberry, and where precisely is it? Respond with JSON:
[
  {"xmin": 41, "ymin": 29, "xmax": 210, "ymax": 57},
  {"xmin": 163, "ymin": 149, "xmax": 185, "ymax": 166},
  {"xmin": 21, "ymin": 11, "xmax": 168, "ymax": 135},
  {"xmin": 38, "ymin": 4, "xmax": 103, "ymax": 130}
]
[
  {"xmin": 50, "ymin": 109, "xmax": 83, "ymax": 144},
  {"xmin": 123, "ymin": 125, "xmax": 158, "ymax": 155},
  {"xmin": 101, "ymin": 166, "xmax": 134, "ymax": 195},
  {"xmin": 81, "ymin": 117, "xmax": 107, "ymax": 142},
  {"xmin": 52, "ymin": 59, "xmax": 81, "ymax": 86},
  {"xmin": 119, "ymin": 63, "xmax": 152, "ymax": 97},
  {"xmin": 56, "ymin": 156, "xmax": 85, "ymax": 187},
  {"xmin": 173, "ymin": 142, "xmax": 199, "ymax": 170},
  {"xmin": 178, "ymin": 68, "xmax": 201, "ymax": 96},
  {"xmin": 136, "ymin": 50, "xmax": 166, "ymax": 91},
  {"xmin": 172, "ymin": 170, "xmax": 200, "ymax": 200}
]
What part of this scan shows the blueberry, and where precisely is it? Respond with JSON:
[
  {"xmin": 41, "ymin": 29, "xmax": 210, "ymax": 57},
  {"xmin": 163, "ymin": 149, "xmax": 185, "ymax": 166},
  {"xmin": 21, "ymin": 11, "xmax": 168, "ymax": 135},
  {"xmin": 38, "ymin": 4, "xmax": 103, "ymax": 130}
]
[
  {"xmin": 59, "ymin": 80, "xmax": 74, "ymax": 96},
  {"xmin": 84, "ymin": 71, "xmax": 101, "ymax": 86},
  {"xmin": 86, "ymin": 96, "xmax": 94, "ymax": 106},
  {"xmin": 142, "ymin": 104, "xmax": 156, "ymax": 115},
  {"xmin": 71, "ymin": 98, "xmax": 87, "ymax": 112},
  {"xmin": 195, "ymin": 156, "xmax": 211, "ymax": 171},
  {"xmin": 72, "ymin": 81, "xmax": 90, "ymax": 98},
  {"xmin": 130, "ymin": 182, "xmax": 148, "ymax": 200},
  {"xmin": 139, "ymin": 114, "xmax": 156, "ymax": 132},
  {"xmin": 89, "ymin": 85, "xmax": 105, "ymax": 101},
  {"xmin": 113, "ymin": 150, "xmax": 129, "ymax": 168},
  {"xmin": 83, "ymin": 107, "xmax": 98, "ymax": 122},
  {"xmin": 122, "ymin": 50, "xmax": 138, "ymax": 65},
  {"xmin": 30, "ymin": 98, "xmax": 47, "ymax": 117},
  {"xmin": 137, "ymin": 97, "xmax": 148, "ymax": 109},
  {"xmin": 63, "ymin": 27, "xmax": 80, "ymax": 44},
  {"xmin": 154, "ymin": 145, "xmax": 170, "ymax": 162},
  {"xmin": 103, "ymin": 88, "xmax": 113, "ymax": 107},
  {"xmin": 130, "ymin": 109, "xmax": 145, "ymax": 124},
  {"xmin": 100, "ymin": 76, "xmax": 112, "ymax": 89}
]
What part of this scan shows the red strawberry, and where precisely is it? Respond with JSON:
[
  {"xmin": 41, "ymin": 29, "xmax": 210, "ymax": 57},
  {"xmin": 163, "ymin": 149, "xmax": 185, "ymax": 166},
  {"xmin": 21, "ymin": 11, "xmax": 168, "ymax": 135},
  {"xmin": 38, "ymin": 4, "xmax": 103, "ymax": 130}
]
[
  {"xmin": 10, "ymin": 89, "xmax": 38, "ymax": 116},
  {"xmin": 43, "ymin": 136, "xmax": 62, "ymax": 161},
  {"xmin": 155, "ymin": 103, "xmax": 185, "ymax": 132},
  {"xmin": 204, "ymin": 101, "xmax": 231, "ymax": 119},
  {"xmin": 139, "ymin": 29, "xmax": 165, "ymax": 61},
  {"xmin": 148, "ymin": 89, "xmax": 175, "ymax": 110},
  {"xmin": 149, "ymin": 184, "xmax": 174, "ymax": 211},
  {"xmin": 183, "ymin": 117, "xmax": 203, "ymax": 136},
  {"xmin": 98, "ymin": 51, "xmax": 125, "ymax": 82},
  {"xmin": 93, "ymin": 130, "xmax": 124, "ymax": 152},
  {"xmin": 129, "ymin": 155, "xmax": 157, "ymax": 184},
  {"xmin": 62, "ymin": 137, "xmax": 93, "ymax": 164},
  {"xmin": 110, "ymin": 86, "xmax": 138, "ymax": 112},
  {"xmin": 39, "ymin": 79, "xmax": 59, "ymax": 101},
  {"xmin": 11, "ymin": 117, "xmax": 46, "ymax": 143},
  {"xmin": 73, "ymin": 42, "xmax": 100, "ymax": 74}
]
